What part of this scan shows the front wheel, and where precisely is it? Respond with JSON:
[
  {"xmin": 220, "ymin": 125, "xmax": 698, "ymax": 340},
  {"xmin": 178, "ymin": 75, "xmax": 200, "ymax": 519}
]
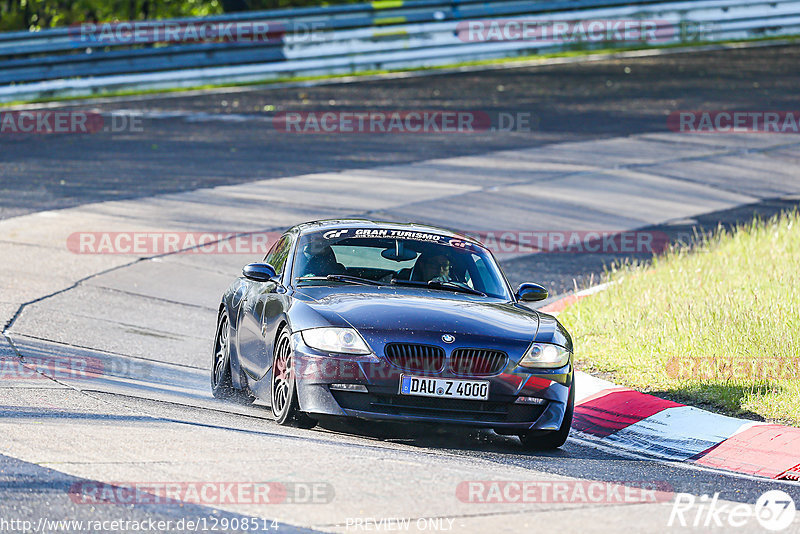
[
  {"xmin": 518, "ymin": 385, "xmax": 574, "ymax": 450},
  {"xmin": 271, "ymin": 328, "xmax": 317, "ymax": 429}
]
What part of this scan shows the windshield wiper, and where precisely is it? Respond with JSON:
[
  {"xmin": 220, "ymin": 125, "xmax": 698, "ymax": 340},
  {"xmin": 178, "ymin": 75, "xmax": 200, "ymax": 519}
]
[
  {"xmin": 298, "ymin": 275, "xmax": 386, "ymax": 286},
  {"xmin": 430, "ymin": 280, "xmax": 487, "ymax": 297},
  {"xmin": 391, "ymin": 279, "xmax": 486, "ymax": 297}
]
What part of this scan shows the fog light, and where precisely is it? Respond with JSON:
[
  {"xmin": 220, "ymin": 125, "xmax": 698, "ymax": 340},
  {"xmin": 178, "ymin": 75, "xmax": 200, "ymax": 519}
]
[
  {"xmin": 329, "ymin": 383, "xmax": 368, "ymax": 393},
  {"xmin": 514, "ymin": 396, "xmax": 546, "ymax": 405}
]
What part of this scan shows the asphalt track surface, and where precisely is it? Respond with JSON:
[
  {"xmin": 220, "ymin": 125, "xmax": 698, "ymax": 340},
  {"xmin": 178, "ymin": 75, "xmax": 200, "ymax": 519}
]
[
  {"xmin": 3, "ymin": 44, "xmax": 800, "ymax": 218},
  {"xmin": 1, "ymin": 43, "xmax": 800, "ymax": 533}
]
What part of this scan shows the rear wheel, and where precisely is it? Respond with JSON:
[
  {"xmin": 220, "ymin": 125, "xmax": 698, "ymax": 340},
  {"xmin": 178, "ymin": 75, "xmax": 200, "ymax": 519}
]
[
  {"xmin": 211, "ymin": 311, "xmax": 254, "ymax": 404},
  {"xmin": 518, "ymin": 385, "xmax": 574, "ymax": 450},
  {"xmin": 271, "ymin": 328, "xmax": 317, "ymax": 429}
]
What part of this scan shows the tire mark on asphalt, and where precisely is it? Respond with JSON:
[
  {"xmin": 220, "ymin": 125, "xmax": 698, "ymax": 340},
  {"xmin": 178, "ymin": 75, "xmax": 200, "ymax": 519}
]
[{"xmin": 79, "ymin": 285, "xmax": 218, "ymax": 312}]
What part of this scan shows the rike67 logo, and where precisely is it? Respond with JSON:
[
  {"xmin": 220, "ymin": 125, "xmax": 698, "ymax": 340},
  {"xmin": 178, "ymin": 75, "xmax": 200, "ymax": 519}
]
[{"xmin": 669, "ymin": 490, "xmax": 796, "ymax": 531}]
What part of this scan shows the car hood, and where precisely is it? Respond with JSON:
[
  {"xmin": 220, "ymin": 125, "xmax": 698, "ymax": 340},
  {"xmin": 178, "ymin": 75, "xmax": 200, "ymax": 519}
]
[{"xmin": 293, "ymin": 286, "xmax": 539, "ymax": 352}]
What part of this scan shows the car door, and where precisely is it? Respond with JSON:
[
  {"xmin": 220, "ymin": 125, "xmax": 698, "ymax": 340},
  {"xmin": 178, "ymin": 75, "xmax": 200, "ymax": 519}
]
[{"xmin": 237, "ymin": 234, "xmax": 294, "ymax": 380}]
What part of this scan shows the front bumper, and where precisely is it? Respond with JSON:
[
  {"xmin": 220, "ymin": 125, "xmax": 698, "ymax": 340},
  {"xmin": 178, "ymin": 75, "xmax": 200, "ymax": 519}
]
[{"xmin": 291, "ymin": 333, "xmax": 572, "ymax": 431}]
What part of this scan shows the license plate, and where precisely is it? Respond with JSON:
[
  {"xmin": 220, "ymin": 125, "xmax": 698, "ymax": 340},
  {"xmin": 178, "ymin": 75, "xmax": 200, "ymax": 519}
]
[{"xmin": 399, "ymin": 375, "xmax": 489, "ymax": 400}]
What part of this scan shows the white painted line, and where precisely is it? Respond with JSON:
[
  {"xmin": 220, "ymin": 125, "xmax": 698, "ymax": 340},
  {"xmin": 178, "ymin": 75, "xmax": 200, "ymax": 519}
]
[
  {"xmin": 600, "ymin": 405, "xmax": 761, "ymax": 461},
  {"xmin": 569, "ymin": 433, "xmax": 800, "ymax": 486},
  {"xmin": 575, "ymin": 282, "xmax": 613, "ymax": 297},
  {"xmin": 574, "ymin": 370, "xmax": 618, "ymax": 404}
]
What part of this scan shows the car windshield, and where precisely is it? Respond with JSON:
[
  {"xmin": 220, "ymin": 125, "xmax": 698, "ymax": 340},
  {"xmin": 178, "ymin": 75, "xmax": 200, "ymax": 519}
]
[{"xmin": 293, "ymin": 228, "xmax": 510, "ymax": 299}]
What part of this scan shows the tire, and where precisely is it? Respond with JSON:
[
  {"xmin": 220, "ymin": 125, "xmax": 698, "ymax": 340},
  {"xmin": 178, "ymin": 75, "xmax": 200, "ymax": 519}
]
[
  {"xmin": 211, "ymin": 310, "xmax": 254, "ymax": 405},
  {"xmin": 518, "ymin": 384, "xmax": 574, "ymax": 450},
  {"xmin": 271, "ymin": 328, "xmax": 317, "ymax": 429}
]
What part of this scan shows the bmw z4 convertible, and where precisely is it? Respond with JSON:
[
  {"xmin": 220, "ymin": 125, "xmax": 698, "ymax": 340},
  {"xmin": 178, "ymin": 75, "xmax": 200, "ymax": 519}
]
[{"xmin": 211, "ymin": 219, "xmax": 574, "ymax": 449}]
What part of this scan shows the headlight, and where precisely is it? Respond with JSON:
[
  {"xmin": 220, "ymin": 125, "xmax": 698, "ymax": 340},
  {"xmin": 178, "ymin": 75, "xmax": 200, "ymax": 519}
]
[
  {"xmin": 519, "ymin": 343, "xmax": 570, "ymax": 369},
  {"xmin": 301, "ymin": 327, "xmax": 372, "ymax": 355}
]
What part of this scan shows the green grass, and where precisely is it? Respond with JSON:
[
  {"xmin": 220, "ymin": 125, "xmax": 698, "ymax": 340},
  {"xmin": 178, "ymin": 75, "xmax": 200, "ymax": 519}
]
[{"xmin": 560, "ymin": 211, "xmax": 800, "ymax": 426}]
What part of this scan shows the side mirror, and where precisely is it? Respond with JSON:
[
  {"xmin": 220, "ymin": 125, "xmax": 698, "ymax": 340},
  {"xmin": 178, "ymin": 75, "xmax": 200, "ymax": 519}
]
[
  {"xmin": 242, "ymin": 262, "xmax": 278, "ymax": 282},
  {"xmin": 516, "ymin": 283, "xmax": 548, "ymax": 302}
]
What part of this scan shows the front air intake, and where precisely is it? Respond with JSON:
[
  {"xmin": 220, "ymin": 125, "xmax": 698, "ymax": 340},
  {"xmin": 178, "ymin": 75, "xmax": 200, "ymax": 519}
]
[
  {"xmin": 384, "ymin": 343, "xmax": 445, "ymax": 373},
  {"xmin": 449, "ymin": 348, "xmax": 507, "ymax": 376}
]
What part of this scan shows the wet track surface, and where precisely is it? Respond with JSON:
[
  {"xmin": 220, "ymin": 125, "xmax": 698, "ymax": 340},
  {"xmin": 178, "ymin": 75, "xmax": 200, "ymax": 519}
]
[
  {"xmin": 2, "ymin": 369, "xmax": 799, "ymax": 533},
  {"xmin": 2, "ymin": 43, "xmax": 800, "ymax": 532}
]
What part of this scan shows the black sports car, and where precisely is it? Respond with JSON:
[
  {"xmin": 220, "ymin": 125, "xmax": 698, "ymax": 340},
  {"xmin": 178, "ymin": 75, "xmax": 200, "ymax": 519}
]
[{"xmin": 212, "ymin": 219, "xmax": 574, "ymax": 449}]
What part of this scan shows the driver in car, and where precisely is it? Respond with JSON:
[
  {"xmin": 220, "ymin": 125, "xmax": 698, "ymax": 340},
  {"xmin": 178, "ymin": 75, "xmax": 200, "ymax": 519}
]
[
  {"xmin": 297, "ymin": 241, "xmax": 346, "ymax": 277},
  {"xmin": 418, "ymin": 254, "xmax": 451, "ymax": 283}
]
